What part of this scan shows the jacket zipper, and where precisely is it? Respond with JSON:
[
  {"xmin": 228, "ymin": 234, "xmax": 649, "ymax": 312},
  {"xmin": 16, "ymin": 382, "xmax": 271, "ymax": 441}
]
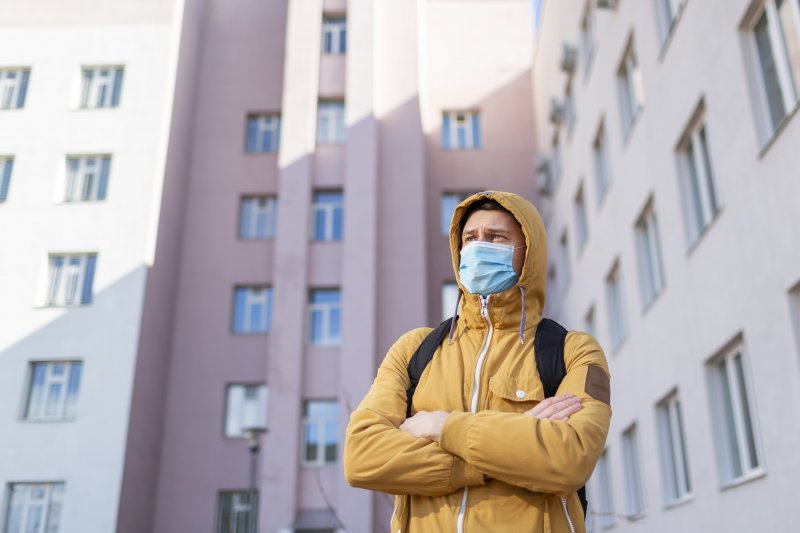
[
  {"xmin": 561, "ymin": 497, "xmax": 576, "ymax": 533},
  {"xmin": 457, "ymin": 295, "xmax": 493, "ymax": 533}
]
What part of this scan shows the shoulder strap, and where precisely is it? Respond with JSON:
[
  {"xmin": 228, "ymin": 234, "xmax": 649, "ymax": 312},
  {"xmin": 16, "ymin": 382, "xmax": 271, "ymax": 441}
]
[
  {"xmin": 533, "ymin": 318, "xmax": 568, "ymax": 398},
  {"xmin": 405, "ymin": 318, "xmax": 453, "ymax": 417}
]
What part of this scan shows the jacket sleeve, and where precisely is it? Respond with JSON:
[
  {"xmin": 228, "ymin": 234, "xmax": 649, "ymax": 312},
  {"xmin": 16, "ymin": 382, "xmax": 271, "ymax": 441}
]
[
  {"xmin": 438, "ymin": 331, "xmax": 611, "ymax": 495},
  {"xmin": 344, "ymin": 328, "xmax": 487, "ymax": 496}
]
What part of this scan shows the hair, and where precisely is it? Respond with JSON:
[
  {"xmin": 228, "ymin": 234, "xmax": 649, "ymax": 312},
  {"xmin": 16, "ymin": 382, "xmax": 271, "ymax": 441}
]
[{"xmin": 459, "ymin": 198, "xmax": 519, "ymax": 236}]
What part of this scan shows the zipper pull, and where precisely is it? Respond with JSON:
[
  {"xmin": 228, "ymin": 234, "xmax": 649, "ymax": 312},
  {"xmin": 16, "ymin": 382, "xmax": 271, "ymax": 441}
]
[{"xmin": 480, "ymin": 295, "xmax": 489, "ymax": 318}]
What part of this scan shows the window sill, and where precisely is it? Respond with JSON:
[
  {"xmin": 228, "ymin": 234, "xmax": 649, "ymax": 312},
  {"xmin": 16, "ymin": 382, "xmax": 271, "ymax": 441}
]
[
  {"xmin": 35, "ymin": 303, "xmax": 90, "ymax": 309},
  {"xmin": 757, "ymin": 101, "xmax": 800, "ymax": 159},
  {"xmin": 232, "ymin": 331, "xmax": 271, "ymax": 336},
  {"xmin": 685, "ymin": 207, "xmax": 723, "ymax": 258},
  {"xmin": 663, "ymin": 493, "xmax": 693, "ymax": 510},
  {"xmin": 719, "ymin": 468, "xmax": 767, "ymax": 492},
  {"xmin": 20, "ymin": 417, "xmax": 76, "ymax": 423},
  {"xmin": 300, "ymin": 462, "xmax": 338, "ymax": 469}
]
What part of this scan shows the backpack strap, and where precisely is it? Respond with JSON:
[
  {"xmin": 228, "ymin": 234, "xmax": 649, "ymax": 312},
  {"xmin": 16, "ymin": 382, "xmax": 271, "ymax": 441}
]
[
  {"xmin": 405, "ymin": 318, "xmax": 453, "ymax": 417},
  {"xmin": 534, "ymin": 318, "xmax": 588, "ymax": 519}
]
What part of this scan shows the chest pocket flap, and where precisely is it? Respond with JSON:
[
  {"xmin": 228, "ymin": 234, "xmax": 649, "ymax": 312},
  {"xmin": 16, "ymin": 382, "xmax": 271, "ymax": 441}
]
[{"xmin": 488, "ymin": 375, "xmax": 545, "ymax": 412}]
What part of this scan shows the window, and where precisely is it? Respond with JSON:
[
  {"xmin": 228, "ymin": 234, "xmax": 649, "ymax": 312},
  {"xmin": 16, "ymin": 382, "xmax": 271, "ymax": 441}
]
[
  {"xmin": 580, "ymin": 2, "xmax": 596, "ymax": 75},
  {"xmin": 24, "ymin": 362, "xmax": 82, "ymax": 422},
  {"xmin": 302, "ymin": 400, "xmax": 339, "ymax": 465},
  {"xmin": 239, "ymin": 196, "xmax": 277, "ymax": 239},
  {"xmin": 3, "ymin": 483, "xmax": 64, "ymax": 533},
  {"xmin": 622, "ymin": 424, "xmax": 646, "ymax": 517},
  {"xmin": 558, "ymin": 230, "xmax": 572, "ymax": 294},
  {"xmin": 312, "ymin": 191, "xmax": 343, "ymax": 242},
  {"xmin": 246, "ymin": 113, "xmax": 281, "ymax": 153},
  {"xmin": 584, "ymin": 305, "xmax": 596, "ymax": 338},
  {"xmin": 80, "ymin": 66, "xmax": 123, "ymax": 109},
  {"xmin": 64, "ymin": 156, "xmax": 110, "ymax": 202},
  {"xmin": 635, "ymin": 201, "xmax": 666, "ymax": 307},
  {"xmin": 442, "ymin": 282, "xmax": 459, "ymax": 321},
  {"xmin": 574, "ymin": 184, "xmax": 589, "ymax": 251},
  {"xmin": 593, "ymin": 122, "xmax": 612, "ymax": 204},
  {"xmin": 594, "ymin": 450, "xmax": 615, "ymax": 529},
  {"xmin": 441, "ymin": 110, "xmax": 481, "ymax": 150},
  {"xmin": 309, "ymin": 290, "xmax": 341, "ymax": 346},
  {"xmin": 233, "ymin": 287, "xmax": 272, "ymax": 334},
  {"xmin": 617, "ymin": 38, "xmax": 645, "ymax": 137},
  {"xmin": 747, "ymin": 0, "xmax": 800, "ymax": 138},
  {"xmin": 317, "ymin": 101, "xmax": 345, "ymax": 144},
  {"xmin": 605, "ymin": 261, "xmax": 628, "ymax": 351},
  {"xmin": 217, "ymin": 491, "xmax": 257, "ymax": 533},
  {"xmin": 790, "ymin": 281, "xmax": 800, "ymax": 355},
  {"xmin": 441, "ymin": 192, "xmax": 476, "ymax": 235},
  {"xmin": 551, "ymin": 131, "xmax": 562, "ymax": 189},
  {"xmin": 677, "ymin": 109, "xmax": 720, "ymax": 245},
  {"xmin": 656, "ymin": 391, "xmax": 692, "ymax": 503},
  {"xmin": 707, "ymin": 341, "xmax": 763, "ymax": 485},
  {"xmin": 0, "ymin": 68, "xmax": 30, "ymax": 109},
  {"xmin": 656, "ymin": 0, "xmax": 687, "ymax": 44},
  {"xmin": 564, "ymin": 81, "xmax": 576, "ymax": 135},
  {"xmin": 46, "ymin": 254, "xmax": 97, "ymax": 306},
  {"xmin": 224, "ymin": 384, "xmax": 267, "ymax": 438},
  {"xmin": 0, "ymin": 157, "xmax": 13, "ymax": 202},
  {"xmin": 322, "ymin": 17, "xmax": 347, "ymax": 54}
]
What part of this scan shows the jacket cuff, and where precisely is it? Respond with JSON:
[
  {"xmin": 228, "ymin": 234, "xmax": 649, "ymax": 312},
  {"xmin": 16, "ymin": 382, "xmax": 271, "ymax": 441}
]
[{"xmin": 440, "ymin": 411, "xmax": 472, "ymax": 460}]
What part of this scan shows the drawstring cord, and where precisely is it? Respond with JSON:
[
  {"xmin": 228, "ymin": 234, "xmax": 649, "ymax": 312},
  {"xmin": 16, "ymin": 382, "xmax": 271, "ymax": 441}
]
[
  {"xmin": 448, "ymin": 290, "xmax": 461, "ymax": 344},
  {"xmin": 519, "ymin": 285, "xmax": 526, "ymax": 345}
]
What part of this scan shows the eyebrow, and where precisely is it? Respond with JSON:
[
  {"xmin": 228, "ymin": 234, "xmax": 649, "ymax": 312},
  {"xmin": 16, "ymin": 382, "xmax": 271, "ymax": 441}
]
[{"xmin": 462, "ymin": 226, "xmax": 512, "ymax": 236}]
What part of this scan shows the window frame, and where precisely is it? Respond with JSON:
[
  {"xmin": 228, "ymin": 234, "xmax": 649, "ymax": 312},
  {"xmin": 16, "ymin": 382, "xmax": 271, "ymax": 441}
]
[
  {"xmin": 80, "ymin": 66, "xmax": 124, "ymax": 109},
  {"xmin": 64, "ymin": 155, "xmax": 111, "ymax": 202},
  {"xmin": 635, "ymin": 199, "xmax": 666, "ymax": 309},
  {"xmin": 593, "ymin": 449, "xmax": 616, "ymax": 529},
  {"xmin": 232, "ymin": 286, "xmax": 273, "ymax": 335},
  {"xmin": 223, "ymin": 383, "xmax": 268, "ymax": 438},
  {"xmin": 316, "ymin": 100, "xmax": 346, "ymax": 145},
  {"xmin": 656, "ymin": 390, "xmax": 693, "ymax": 505},
  {"xmin": 574, "ymin": 183, "xmax": 589, "ymax": 252},
  {"xmin": 311, "ymin": 191, "xmax": 344, "ymax": 242},
  {"xmin": 322, "ymin": 17, "xmax": 347, "ymax": 55},
  {"xmin": 605, "ymin": 260, "xmax": 628, "ymax": 352},
  {"xmin": 617, "ymin": 36, "xmax": 645, "ymax": 139},
  {"xmin": 245, "ymin": 113, "xmax": 281, "ymax": 153},
  {"xmin": 308, "ymin": 289, "xmax": 342, "ymax": 347},
  {"xmin": 24, "ymin": 361, "xmax": 83, "ymax": 422},
  {"xmin": 0, "ymin": 68, "xmax": 30, "ymax": 110},
  {"xmin": 239, "ymin": 196, "xmax": 277, "ymax": 240},
  {"xmin": 557, "ymin": 229, "xmax": 572, "ymax": 294},
  {"xmin": 3, "ymin": 482, "xmax": 65, "ymax": 533},
  {"xmin": 593, "ymin": 120, "xmax": 612, "ymax": 205},
  {"xmin": 45, "ymin": 253, "xmax": 97, "ymax": 307},
  {"xmin": 580, "ymin": 1, "xmax": 596, "ymax": 78},
  {"xmin": 441, "ymin": 110, "xmax": 481, "ymax": 150},
  {"xmin": 0, "ymin": 157, "xmax": 14, "ymax": 202},
  {"xmin": 301, "ymin": 400, "xmax": 339, "ymax": 466},
  {"xmin": 622, "ymin": 424, "xmax": 647, "ymax": 518},
  {"xmin": 216, "ymin": 490, "xmax": 258, "ymax": 533}
]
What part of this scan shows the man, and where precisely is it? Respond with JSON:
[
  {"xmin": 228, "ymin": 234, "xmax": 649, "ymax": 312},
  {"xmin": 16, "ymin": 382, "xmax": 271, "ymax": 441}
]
[{"xmin": 344, "ymin": 191, "xmax": 611, "ymax": 532}]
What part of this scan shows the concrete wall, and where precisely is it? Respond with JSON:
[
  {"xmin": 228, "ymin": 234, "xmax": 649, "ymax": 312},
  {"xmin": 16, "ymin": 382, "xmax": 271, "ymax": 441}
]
[{"xmin": 532, "ymin": 0, "xmax": 800, "ymax": 531}]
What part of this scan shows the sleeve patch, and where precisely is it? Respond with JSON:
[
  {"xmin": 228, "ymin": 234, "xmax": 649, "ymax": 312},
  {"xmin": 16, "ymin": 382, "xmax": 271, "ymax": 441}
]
[{"xmin": 585, "ymin": 365, "xmax": 610, "ymax": 405}]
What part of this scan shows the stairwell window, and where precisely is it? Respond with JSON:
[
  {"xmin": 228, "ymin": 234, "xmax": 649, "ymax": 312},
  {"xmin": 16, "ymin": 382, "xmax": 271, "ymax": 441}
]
[
  {"xmin": 245, "ymin": 113, "xmax": 281, "ymax": 153},
  {"xmin": 64, "ymin": 155, "xmax": 110, "ymax": 202},
  {"xmin": 46, "ymin": 254, "xmax": 97, "ymax": 306},
  {"xmin": 232, "ymin": 286, "xmax": 272, "ymax": 334},
  {"xmin": 617, "ymin": 37, "xmax": 645, "ymax": 138},
  {"xmin": 0, "ymin": 68, "xmax": 30, "ymax": 109},
  {"xmin": 441, "ymin": 110, "xmax": 481, "ymax": 150},
  {"xmin": 309, "ymin": 290, "xmax": 341, "ymax": 346},
  {"xmin": 4, "ymin": 483, "xmax": 64, "ymax": 533},
  {"xmin": 745, "ymin": 0, "xmax": 800, "ymax": 142},
  {"xmin": 593, "ymin": 121, "xmax": 612, "ymax": 204},
  {"xmin": 677, "ymin": 106, "xmax": 721, "ymax": 246},
  {"xmin": 312, "ymin": 191, "xmax": 343, "ymax": 242},
  {"xmin": 302, "ymin": 400, "xmax": 339, "ymax": 465},
  {"xmin": 322, "ymin": 17, "xmax": 347, "ymax": 54},
  {"xmin": 635, "ymin": 200, "xmax": 666, "ymax": 308},
  {"xmin": 317, "ymin": 101, "xmax": 346, "ymax": 144},
  {"xmin": 80, "ymin": 66, "xmax": 123, "ymax": 108},
  {"xmin": 707, "ymin": 340, "xmax": 764, "ymax": 486},
  {"xmin": 239, "ymin": 196, "xmax": 277, "ymax": 239},
  {"xmin": 622, "ymin": 424, "xmax": 646, "ymax": 518},
  {"xmin": 224, "ymin": 384, "xmax": 267, "ymax": 438},
  {"xmin": 25, "ymin": 361, "xmax": 83, "ymax": 421},
  {"xmin": 605, "ymin": 260, "xmax": 628, "ymax": 352},
  {"xmin": 0, "ymin": 157, "xmax": 13, "ymax": 202},
  {"xmin": 656, "ymin": 391, "xmax": 692, "ymax": 504}
]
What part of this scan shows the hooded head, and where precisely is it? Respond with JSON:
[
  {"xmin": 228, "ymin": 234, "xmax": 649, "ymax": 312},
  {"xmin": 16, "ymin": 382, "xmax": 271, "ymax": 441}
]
[{"xmin": 449, "ymin": 191, "xmax": 547, "ymax": 337}]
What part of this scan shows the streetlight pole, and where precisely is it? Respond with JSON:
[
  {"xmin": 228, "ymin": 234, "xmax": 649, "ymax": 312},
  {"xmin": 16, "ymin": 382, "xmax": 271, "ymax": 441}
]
[{"xmin": 243, "ymin": 426, "xmax": 267, "ymax": 533}]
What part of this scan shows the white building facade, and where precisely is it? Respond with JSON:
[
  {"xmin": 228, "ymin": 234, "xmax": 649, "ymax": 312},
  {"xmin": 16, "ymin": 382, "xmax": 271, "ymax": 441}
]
[{"xmin": 532, "ymin": 0, "xmax": 800, "ymax": 531}]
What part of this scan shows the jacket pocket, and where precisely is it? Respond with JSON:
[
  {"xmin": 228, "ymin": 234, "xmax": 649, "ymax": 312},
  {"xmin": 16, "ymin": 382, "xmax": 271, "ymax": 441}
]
[{"xmin": 488, "ymin": 376, "xmax": 545, "ymax": 413}]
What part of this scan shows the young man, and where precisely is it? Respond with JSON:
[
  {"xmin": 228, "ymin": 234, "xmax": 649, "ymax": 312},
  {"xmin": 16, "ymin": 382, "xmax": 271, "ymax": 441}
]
[{"xmin": 344, "ymin": 191, "xmax": 611, "ymax": 532}]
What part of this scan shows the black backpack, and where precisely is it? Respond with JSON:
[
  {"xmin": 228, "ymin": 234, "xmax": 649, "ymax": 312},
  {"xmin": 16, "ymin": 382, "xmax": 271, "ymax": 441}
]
[{"xmin": 404, "ymin": 316, "xmax": 588, "ymax": 519}]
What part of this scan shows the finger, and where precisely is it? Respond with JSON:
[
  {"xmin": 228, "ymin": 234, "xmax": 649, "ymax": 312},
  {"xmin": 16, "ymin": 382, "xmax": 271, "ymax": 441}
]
[
  {"xmin": 525, "ymin": 394, "xmax": 574, "ymax": 417},
  {"xmin": 547, "ymin": 400, "xmax": 582, "ymax": 421},
  {"xmin": 531, "ymin": 395, "xmax": 580, "ymax": 419}
]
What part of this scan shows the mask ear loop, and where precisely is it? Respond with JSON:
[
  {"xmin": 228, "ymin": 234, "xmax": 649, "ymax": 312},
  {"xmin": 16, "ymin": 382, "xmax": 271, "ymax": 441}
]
[
  {"xmin": 448, "ymin": 289, "xmax": 462, "ymax": 344},
  {"xmin": 519, "ymin": 285, "xmax": 526, "ymax": 345}
]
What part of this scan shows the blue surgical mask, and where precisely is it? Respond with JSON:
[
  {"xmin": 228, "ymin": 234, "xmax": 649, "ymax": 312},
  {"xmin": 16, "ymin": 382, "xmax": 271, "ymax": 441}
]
[{"xmin": 459, "ymin": 241, "xmax": 522, "ymax": 296}]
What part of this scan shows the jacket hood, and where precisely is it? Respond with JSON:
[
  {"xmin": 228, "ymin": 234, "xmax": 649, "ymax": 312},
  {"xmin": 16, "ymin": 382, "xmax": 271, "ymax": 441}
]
[{"xmin": 449, "ymin": 191, "xmax": 547, "ymax": 334}]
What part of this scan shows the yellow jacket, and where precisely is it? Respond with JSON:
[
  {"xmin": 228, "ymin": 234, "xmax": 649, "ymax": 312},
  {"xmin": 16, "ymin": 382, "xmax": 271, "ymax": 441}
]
[{"xmin": 344, "ymin": 191, "xmax": 611, "ymax": 532}]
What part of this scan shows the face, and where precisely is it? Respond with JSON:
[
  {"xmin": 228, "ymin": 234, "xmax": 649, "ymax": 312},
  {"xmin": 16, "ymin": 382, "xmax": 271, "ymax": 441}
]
[{"xmin": 461, "ymin": 209, "xmax": 526, "ymax": 275}]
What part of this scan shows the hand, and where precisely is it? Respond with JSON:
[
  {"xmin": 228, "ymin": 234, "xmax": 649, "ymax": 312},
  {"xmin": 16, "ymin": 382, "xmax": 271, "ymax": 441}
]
[
  {"xmin": 523, "ymin": 394, "xmax": 581, "ymax": 421},
  {"xmin": 399, "ymin": 411, "xmax": 450, "ymax": 442}
]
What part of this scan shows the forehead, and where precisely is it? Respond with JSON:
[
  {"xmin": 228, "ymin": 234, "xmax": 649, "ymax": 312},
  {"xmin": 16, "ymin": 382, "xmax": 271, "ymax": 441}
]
[{"xmin": 462, "ymin": 209, "xmax": 520, "ymax": 232}]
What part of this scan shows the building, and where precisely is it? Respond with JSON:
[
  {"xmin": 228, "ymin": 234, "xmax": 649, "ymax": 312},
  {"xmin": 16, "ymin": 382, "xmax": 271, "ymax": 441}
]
[
  {"xmin": 0, "ymin": 1, "xmax": 535, "ymax": 532},
  {"xmin": 531, "ymin": 0, "xmax": 800, "ymax": 531}
]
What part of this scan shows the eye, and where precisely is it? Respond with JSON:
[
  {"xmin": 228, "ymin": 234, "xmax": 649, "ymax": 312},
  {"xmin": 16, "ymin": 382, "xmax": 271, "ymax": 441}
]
[{"xmin": 464, "ymin": 236, "xmax": 476, "ymax": 242}]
